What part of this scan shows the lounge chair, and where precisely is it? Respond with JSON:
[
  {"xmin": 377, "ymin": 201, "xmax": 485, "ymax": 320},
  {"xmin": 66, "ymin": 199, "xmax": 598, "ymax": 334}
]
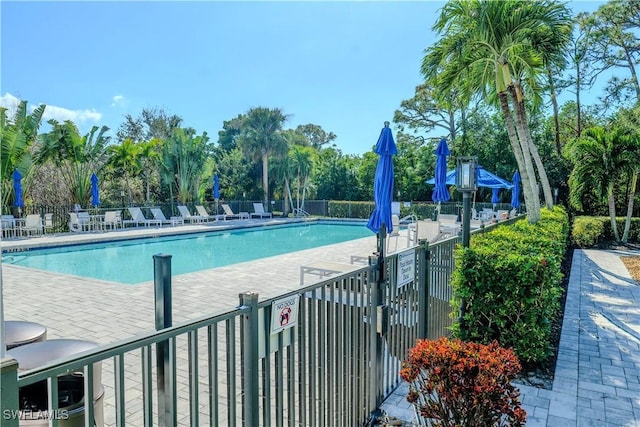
[
  {"xmin": 251, "ymin": 202, "xmax": 272, "ymax": 219},
  {"xmin": 195, "ymin": 205, "xmax": 217, "ymax": 222},
  {"xmin": 177, "ymin": 205, "xmax": 206, "ymax": 223},
  {"xmin": 150, "ymin": 208, "xmax": 184, "ymax": 226},
  {"xmin": 219, "ymin": 204, "xmax": 249, "ymax": 220},
  {"xmin": 20, "ymin": 214, "xmax": 43, "ymax": 237},
  {"xmin": 124, "ymin": 207, "xmax": 161, "ymax": 228}
]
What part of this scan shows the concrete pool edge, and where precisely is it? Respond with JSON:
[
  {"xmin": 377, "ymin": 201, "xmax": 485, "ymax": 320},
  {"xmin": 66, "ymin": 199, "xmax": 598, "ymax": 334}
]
[{"xmin": 1, "ymin": 217, "xmax": 317, "ymax": 252}]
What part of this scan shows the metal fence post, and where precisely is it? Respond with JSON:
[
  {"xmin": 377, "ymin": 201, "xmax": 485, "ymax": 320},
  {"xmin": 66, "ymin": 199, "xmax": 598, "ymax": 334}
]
[
  {"xmin": 417, "ymin": 241, "xmax": 429, "ymax": 340},
  {"xmin": 1, "ymin": 358, "xmax": 19, "ymax": 427},
  {"xmin": 154, "ymin": 253, "xmax": 176, "ymax": 427},
  {"xmin": 239, "ymin": 292, "xmax": 259, "ymax": 427}
]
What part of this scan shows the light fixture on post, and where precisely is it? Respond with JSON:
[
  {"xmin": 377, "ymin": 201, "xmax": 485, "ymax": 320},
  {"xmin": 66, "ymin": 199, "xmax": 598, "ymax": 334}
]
[
  {"xmin": 553, "ymin": 188, "xmax": 559, "ymax": 205},
  {"xmin": 456, "ymin": 156, "xmax": 477, "ymax": 248},
  {"xmin": 456, "ymin": 156, "xmax": 477, "ymax": 337}
]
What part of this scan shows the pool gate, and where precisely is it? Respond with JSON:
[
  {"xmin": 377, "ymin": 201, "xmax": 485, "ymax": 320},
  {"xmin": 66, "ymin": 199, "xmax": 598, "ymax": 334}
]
[{"xmin": 0, "ymin": 234, "xmax": 468, "ymax": 426}]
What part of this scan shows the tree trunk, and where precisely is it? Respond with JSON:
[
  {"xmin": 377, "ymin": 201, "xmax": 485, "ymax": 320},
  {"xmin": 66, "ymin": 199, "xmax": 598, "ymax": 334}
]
[
  {"xmin": 608, "ymin": 184, "xmax": 621, "ymax": 243},
  {"xmin": 622, "ymin": 171, "xmax": 637, "ymax": 243},
  {"xmin": 547, "ymin": 67, "xmax": 562, "ymax": 155},
  {"xmin": 498, "ymin": 92, "xmax": 540, "ymax": 223},
  {"xmin": 510, "ymin": 85, "xmax": 554, "ymax": 210},
  {"xmin": 261, "ymin": 154, "xmax": 269, "ymax": 206}
]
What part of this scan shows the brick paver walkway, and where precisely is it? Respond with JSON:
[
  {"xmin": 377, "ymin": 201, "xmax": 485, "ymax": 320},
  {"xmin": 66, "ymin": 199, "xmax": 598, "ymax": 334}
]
[{"xmin": 380, "ymin": 249, "xmax": 640, "ymax": 426}]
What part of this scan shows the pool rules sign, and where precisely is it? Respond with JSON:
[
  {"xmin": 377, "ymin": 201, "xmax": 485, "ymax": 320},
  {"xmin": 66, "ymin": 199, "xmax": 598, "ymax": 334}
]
[{"xmin": 270, "ymin": 295, "xmax": 300, "ymax": 334}]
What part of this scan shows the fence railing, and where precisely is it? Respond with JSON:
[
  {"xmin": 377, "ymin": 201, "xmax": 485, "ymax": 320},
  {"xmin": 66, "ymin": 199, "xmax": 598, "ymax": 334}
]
[{"xmin": 0, "ymin": 219, "xmax": 523, "ymax": 426}]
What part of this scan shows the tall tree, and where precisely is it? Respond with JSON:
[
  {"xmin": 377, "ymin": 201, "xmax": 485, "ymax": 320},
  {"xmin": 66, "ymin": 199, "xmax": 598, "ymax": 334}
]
[
  {"xmin": 116, "ymin": 108, "xmax": 183, "ymax": 143},
  {"xmin": 393, "ymin": 83, "xmax": 463, "ymax": 145},
  {"xmin": 0, "ymin": 101, "xmax": 46, "ymax": 208},
  {"xmin": 236, "ymin": 107, "xmax": 288, "ymax": 205},
  {"xmin": 582, "ymin": 0, "xmax": 640, "ymax": 107},
  {"xmin": 423, "ymin": 0, "xmax": 572, "ymax": 220},
  {"xmin": 294, "ymin": 124, "xmax": 336, "ymax": 149}
]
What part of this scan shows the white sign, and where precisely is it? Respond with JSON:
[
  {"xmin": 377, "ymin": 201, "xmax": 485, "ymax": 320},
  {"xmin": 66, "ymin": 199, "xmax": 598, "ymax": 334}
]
[
  {"xmin": 397, "ymin": 250, "xmax": 415, "ymax": 288},
  {"xmin": 270, "ymin": 295, "xmax": 300, "ymax": 334}
]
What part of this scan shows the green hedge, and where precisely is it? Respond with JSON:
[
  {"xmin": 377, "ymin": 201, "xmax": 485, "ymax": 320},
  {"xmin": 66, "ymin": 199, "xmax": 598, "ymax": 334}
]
[
  {"xmin": 327, "ymin": 201, "xmax": 438, "ymax": 220},
  {"xmin": 572, "ymin": 216, "xmax": 640, "ymax": 247},
  {"xmin": 450, "ymin": 207, "xmax": 570, "ymax": 364}
]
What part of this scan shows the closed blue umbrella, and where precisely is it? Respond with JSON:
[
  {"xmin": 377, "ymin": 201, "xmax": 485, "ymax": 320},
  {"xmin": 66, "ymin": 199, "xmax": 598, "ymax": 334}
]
[
  {"xmin": 213, "ymin": 173, "xmax": 220, "ymax": 200},
  {"xmin": 91, "ymin": 173, "xmax": 100, "ymax": 207},
  {"xmin": 491, "ymin": 188, "xmax": 500, "ymax": 204},
  {"xmin": 367, "ymin": 122, "xmax": 397, "ymax": 235},
  {"xmin": 12, "ymin": 169, "xmax": 23, "ymax": 208},
  {"xmin": 431, "ymin": 138, "xmax": 450, "ymax": 203},
  {"xmin": 511, "ymin": 171, "xmax": 521, "ymax": 209}
]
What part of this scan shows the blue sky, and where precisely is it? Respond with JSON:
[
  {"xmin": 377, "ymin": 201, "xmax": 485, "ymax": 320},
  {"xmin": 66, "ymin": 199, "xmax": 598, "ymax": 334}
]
[{"xmin": 1, "ymin": 1, "xmax": 604, "ymax": 155}]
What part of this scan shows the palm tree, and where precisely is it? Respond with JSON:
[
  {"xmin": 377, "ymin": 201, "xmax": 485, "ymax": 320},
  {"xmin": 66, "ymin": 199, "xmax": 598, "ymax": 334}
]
[
  {"xmin": 0, "ymin": 101, "xmax": 46, "ymax": 207},
  {"xmin": 290, "ymin": 145, "xmax": 316, "ymax": 214},
  {"xmin": 564, "ymin": 126, "xmax": 635, "ymax": 243},
  {"xmin": 138, "ymin": 138, "xmax": 161, "ymax": 205},
  {"xmin": 237, "ymin": 107, "xmax": 288, "ymax": 205},
  {"xmin": 36, "ymin": 120, "xmax": 111, "ymax": 206},
  {"xmin": 615, "ymin": 106, "xmax": 640, "ymax": 242},
  {"xmin": 108, "ymin": 138, "xmax": 140, "ymax": 206},
  {"xmin": 423, "ymin": 0, "xmax": 572, "ymax": 222},
  {"xmin": 164, "ymin": 128, "xmax": 208, "ymax": 204}
]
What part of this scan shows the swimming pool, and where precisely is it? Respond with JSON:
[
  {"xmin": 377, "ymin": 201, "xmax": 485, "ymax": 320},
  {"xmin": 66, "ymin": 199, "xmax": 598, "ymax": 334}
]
[{"xmin": 3, "ymin": 222, "xmax": 371, "ymax": 285}]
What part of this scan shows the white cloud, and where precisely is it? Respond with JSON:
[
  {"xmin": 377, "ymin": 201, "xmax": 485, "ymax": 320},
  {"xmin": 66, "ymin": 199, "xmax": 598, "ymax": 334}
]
[
  {"xmin": 111, "ymin": 94, "xmax": 125, "ymax": 107},
  {"xmin": 42, "ymin": 104, "xmax": 102, "ymax": 123},
  {"xmin": 0, "ymin": 92, "xmax": 102, "ymax": 124}
]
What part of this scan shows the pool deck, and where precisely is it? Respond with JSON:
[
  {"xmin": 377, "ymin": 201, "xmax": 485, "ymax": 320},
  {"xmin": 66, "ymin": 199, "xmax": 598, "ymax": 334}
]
[
  {"xmin": 8, "ymin": 222, "xmax": 637, "ymax": 426},
  {"xmin": 2, "ymin": 217, "xmax": 385, "ymax": 341}
]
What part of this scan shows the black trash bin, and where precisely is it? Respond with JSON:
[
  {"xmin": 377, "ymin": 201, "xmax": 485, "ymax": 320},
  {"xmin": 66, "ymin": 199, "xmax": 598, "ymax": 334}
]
[
  {"xmin": 7, "ymin": 339, "xmax": 104, "ymax": 427},
  {"xmin": 4, "ymin": 321, "xmax": 47, "ymax": 350}
]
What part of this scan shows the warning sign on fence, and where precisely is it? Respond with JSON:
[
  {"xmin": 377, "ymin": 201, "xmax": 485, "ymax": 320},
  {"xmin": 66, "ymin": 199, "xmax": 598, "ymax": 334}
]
[
  {"xmin": 397, "ymin": 249, "xmax": 415, "ymax": 288},
  {"xmin": 270, "ymin": 295, "xmax": 300, "ymax": 334}
]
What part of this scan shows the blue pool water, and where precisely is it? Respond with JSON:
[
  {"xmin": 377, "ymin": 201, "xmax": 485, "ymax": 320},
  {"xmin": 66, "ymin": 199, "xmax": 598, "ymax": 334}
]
[{"xmin": 3, "ymin": 223, "xmax": 371, "ymax": 285}]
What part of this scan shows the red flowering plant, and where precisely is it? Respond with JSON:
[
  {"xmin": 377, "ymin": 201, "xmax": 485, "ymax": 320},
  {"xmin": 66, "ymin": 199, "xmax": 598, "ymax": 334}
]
[{"xmin": 400, "ymin": 337, "xmax": 526, "ymax": 427}]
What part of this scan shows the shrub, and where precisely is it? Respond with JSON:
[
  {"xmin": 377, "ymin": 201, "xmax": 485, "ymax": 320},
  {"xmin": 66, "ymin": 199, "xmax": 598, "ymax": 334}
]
[
  {"xmin": 572, "ymin": 216, "xmax": 640, "ymax": 247},
  {"xmin": 401, "ymin": 337, "xmax": 526, "ymax": 427},
  {"xmin": 450, "ymin": 207, "xmax": 569, "ymax": 363},
  {"xmin": 572, "ymin": 217, "xmax": 607, "ymax": 247}
]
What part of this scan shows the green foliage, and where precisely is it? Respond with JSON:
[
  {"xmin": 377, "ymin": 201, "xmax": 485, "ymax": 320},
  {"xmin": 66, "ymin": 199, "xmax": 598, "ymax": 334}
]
[
  {"xmin": 451, "ymin": 207, "xmax": 569, "ymax": 364},
  {"xmin": 328, "ymin": 201, "xmax": 372, "ymax": 219},
  {"xmin": 572, "ymin": 216, "xmax": 640, "ymax": 247}
]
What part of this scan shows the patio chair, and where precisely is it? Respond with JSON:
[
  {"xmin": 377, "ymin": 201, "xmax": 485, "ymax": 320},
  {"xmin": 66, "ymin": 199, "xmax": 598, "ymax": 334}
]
[
  {"xmin": 1, "ymin": 214, "xmax": 17, "ymax": 238},
  {"xmin": 407, "ymin": 220, "xmax": 442, "ymax": 246},
  {"xmin": 43, "ymin": 213, "xmax": 54, "ymax": 234},
  {"xmin": 150, "ymin": 208, "xmax": 184, "ymax": 227},
  {"xmin": 102, "ymin": 210, "xmax": 122, "ymax": 230},
  {"xmin": 251, "ymin": 202, "xmax": 272, "ymax": 219},
  {"xmin": 20, "ymin": 214, "xmax": 44, "ymax": 237},
  {"xmin": 195, "ymin": 205, "xmax": 217, "ymax": 222},
  {"xmin": 68, "ymin": 212, "xmax": 91, "ymax": 232}
]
